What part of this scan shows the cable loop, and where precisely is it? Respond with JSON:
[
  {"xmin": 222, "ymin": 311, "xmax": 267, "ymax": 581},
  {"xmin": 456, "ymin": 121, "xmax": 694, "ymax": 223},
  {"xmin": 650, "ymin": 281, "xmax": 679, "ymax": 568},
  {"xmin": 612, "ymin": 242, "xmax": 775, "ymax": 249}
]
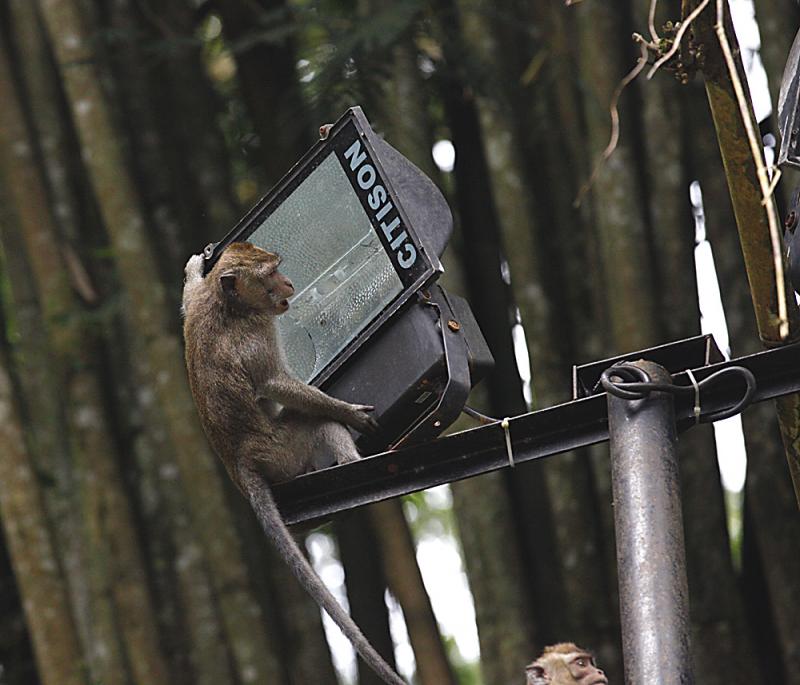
[
  {"xmin": 599, "ymin": 364, "xmax": 652, "ymax": 400},
  {"xmin": 598, "ymin": 362, "xmax": 757, "ymax": 424}
]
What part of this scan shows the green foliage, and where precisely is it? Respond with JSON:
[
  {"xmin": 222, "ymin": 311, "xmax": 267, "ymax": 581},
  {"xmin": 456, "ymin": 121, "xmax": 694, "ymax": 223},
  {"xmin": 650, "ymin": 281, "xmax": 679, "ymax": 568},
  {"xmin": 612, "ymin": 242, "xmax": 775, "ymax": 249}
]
[
  {"xmin": 290, "ymin": 0, "xmax": 424, "ymax": 113},
  {"xmin": 444, "ymin": 635, "xmax": 482, "ymax": 685},
  {"xmin": 403, "ymin": 486, "xmax": 459, "ymax": 541},
  {"xmin": 199, "ymin": 14, "xmax": 266, "ymax": 197}
]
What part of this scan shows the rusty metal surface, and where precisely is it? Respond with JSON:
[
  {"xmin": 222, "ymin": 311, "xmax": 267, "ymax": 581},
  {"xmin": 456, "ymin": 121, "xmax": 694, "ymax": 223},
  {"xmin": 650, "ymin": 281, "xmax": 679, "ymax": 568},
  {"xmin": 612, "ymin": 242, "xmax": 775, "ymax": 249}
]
[
  {"xmin": 682, "ymin": 0, "xmax": 800, "ymax": 342},
  {"xmin": 607, "ymin": 360, "xmax": 693, "ymax": 684},
  {"xmin": 682, "ymin": 0, "xmax": 800, "ymax": 505}
]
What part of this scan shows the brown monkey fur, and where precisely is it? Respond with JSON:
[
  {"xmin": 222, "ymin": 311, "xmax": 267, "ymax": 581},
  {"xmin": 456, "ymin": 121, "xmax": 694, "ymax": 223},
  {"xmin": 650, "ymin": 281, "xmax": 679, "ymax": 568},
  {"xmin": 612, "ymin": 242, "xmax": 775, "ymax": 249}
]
[
  {"xmin": 525, "ymin": 643, "xmax": 608, "ymax": 685},
  {"xmin": 182, "ymin": 242, "xmax": 404, "ymax": 685}
]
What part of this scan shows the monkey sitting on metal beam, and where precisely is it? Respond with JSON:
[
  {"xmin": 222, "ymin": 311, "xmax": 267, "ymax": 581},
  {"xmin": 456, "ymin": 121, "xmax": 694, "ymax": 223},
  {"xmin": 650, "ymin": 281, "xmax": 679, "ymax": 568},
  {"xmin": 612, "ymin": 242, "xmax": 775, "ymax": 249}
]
[
  {"xmin": 525, "ymin": 643, "xmax": 608, "ymax": 685},
  {"xmin": 182, "ymin": 242, "xmax": 404, "ymax": 685}
]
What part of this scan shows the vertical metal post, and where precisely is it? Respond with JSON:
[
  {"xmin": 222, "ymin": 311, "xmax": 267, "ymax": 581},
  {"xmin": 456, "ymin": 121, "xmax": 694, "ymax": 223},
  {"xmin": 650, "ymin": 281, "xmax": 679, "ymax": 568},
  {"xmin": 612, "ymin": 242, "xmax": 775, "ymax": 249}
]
[{"xmin": 607, "ymin": 360, "xmax": 693, "ymax": 684}]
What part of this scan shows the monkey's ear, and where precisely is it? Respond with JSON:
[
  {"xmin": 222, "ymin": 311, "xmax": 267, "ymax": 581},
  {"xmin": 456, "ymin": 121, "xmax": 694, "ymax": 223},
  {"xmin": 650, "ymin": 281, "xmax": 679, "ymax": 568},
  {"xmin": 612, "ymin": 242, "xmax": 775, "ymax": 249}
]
[{"xmin": 220, "ymin": 271, "xmax": 237, "ymax": 295}]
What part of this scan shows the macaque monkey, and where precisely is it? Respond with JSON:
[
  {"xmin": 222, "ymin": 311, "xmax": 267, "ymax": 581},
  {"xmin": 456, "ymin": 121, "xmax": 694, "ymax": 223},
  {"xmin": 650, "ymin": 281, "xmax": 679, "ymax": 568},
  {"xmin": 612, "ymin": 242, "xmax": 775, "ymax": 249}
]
[
  {"xmin": 525, "ymin": 643, "xmax": 608, "ymax": 685},
  {"xmin": 182, "ymin": 242, "xmax": 404, "ymax": 685}
]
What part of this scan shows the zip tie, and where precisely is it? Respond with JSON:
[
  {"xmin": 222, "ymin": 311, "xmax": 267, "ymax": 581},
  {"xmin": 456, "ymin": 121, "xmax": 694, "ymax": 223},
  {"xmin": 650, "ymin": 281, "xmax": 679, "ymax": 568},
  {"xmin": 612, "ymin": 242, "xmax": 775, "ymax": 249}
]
[
  {"xmin": 686, "ymin": 368, "xmax": 701, "ymax": 424},
  {"xmin": 501, "ymin": 417, "xmax": 515, "ymax": 468}
]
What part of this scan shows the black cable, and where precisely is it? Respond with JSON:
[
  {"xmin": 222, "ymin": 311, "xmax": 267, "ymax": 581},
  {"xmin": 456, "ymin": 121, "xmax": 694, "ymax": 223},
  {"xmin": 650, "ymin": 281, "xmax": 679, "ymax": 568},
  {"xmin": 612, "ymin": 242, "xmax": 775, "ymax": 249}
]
[
  {"xmin": 597, "ymin": 363, "xmax": 757, "ymax": 423},
  {"xmin": 462, "ymin": 405, "xmax": 499, "ymax": 425}
]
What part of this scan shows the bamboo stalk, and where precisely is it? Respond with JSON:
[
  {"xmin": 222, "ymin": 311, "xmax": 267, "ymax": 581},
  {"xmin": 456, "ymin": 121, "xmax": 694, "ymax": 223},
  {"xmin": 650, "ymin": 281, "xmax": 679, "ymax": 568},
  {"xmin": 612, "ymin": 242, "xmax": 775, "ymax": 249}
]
[
  {"xmin": 36, "ymin": 0, "xmax": 284, "ymax": 679},
  {"xmin": 0, "ymin": 15, "xmax": 177, "ymax": 680},
  {"xmin": 369, "ymin": 499, "xmax": 458, "ymax": 685},
  {"xmin": 0, "ymin": 348, "xmax": 87, "ymax": 685}
]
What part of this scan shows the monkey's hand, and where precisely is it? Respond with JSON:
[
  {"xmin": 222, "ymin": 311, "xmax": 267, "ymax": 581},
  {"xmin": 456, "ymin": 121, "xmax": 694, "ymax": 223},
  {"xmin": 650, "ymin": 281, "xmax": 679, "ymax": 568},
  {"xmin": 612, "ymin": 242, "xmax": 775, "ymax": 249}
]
[
  {"xmin": 341, "ymin": 403, "xmax": 379, "ymax": 434},
  {"xmin": 184, "ymin": 253, "xmax": 205, "ymax": 283},
  {"xmin": 257, "ymin": 376, "xmax": 379, "ymax": 434},
  {"xmin": 182, "ymin": 254, "xmax": 207, "ymax": 317}
]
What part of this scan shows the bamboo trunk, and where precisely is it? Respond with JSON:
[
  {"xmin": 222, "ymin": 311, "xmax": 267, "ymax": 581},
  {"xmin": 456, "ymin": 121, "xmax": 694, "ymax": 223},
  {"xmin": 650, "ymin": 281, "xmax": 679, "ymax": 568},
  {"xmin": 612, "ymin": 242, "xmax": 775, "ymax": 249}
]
[
  {"xmin": 336, "ymin": 511, "xmax": 398, "ymax": 685},
  {"xmin": 0, "ymin": 338, "xmax": 86, "ymax": 685},
  {"xmin": 35, "ymin": 1, "xmax": 284, "ymax": 680},
  {"xmin": 429, "ymin": 1, "xmax": 543, "ymax": 681},
  {"xmin": 370, "ymin": 499, "xmax": 458, "ymax": 685}
]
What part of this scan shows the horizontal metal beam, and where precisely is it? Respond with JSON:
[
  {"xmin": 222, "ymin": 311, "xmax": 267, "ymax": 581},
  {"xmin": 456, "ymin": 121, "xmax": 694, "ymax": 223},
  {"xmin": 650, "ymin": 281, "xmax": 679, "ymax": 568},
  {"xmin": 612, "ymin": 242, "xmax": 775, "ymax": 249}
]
[{"xmin": 274, "ymin": 341, "xmax": 800, "ymax": 525}]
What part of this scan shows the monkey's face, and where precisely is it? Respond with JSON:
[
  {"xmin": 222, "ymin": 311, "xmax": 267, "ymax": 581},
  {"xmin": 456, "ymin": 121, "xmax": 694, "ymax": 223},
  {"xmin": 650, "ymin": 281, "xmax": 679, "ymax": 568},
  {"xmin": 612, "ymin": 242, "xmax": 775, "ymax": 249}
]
[
  {"xmin": 565, "ymin": 652, "xmax": 607, "ymax": 685},
  {"xmin": 526, "ymin": 645, "xmax": 607, "ymax": 685},
  {"xmin": 243, "ymin": 263, "xmax": 294, "ymax": 315},
  {"xmin": 213, "ymin": 242, "xmax": 295, "ymax": 315}
]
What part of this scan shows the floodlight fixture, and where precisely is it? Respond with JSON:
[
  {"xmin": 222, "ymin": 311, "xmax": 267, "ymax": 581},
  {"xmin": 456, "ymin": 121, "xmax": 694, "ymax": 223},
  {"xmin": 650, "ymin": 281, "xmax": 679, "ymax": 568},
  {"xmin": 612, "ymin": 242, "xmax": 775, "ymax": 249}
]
[
  {"xmin": 778, "ymin": 27, "xmax": 800, "ymax": 293},
  {"xmin": 778, "ymin": 26, "xmax": 800, "ymax": 169},
  {"xmin": 202, "ymin": 107, "xmax": 492, "ymax": 451}
]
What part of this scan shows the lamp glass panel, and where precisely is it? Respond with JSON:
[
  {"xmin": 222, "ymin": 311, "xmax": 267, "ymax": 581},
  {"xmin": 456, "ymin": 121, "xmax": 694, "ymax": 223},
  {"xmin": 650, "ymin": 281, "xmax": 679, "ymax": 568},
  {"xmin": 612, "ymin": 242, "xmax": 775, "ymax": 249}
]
[{"xmin": 248, "ymin": 152, "xmax": 403, "ymax": 382}]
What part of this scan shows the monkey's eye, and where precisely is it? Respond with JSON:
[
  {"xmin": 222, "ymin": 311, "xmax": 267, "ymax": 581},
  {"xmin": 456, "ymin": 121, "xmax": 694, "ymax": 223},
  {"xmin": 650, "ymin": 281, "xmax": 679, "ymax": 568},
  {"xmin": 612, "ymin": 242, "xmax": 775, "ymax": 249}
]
[{"xmin": 576, "ymin": 659, "xmax": 587, "ymax": 667}]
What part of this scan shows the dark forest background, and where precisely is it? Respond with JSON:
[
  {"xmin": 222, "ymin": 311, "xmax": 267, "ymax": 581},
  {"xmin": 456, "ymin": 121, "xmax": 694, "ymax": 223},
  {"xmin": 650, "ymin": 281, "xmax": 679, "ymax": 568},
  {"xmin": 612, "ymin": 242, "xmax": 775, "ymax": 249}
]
[{"xmin": 1, "ymin": 0, "xmax": 800, "ymax": 684}]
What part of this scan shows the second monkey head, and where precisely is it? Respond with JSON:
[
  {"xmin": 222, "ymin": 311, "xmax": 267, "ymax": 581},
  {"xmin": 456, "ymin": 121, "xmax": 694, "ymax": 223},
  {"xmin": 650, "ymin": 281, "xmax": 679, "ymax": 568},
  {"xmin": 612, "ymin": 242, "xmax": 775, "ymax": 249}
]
[{"xmin": 525, "ymin": 643, "xmax": 608, "ymax": 685}]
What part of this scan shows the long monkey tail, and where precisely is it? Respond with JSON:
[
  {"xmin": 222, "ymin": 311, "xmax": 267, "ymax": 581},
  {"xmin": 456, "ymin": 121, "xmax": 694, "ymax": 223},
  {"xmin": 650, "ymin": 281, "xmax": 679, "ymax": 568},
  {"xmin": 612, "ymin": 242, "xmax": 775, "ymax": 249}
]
[{"xmin": 238, "ymin": 465, "xmax": 406, "ymax": 685}]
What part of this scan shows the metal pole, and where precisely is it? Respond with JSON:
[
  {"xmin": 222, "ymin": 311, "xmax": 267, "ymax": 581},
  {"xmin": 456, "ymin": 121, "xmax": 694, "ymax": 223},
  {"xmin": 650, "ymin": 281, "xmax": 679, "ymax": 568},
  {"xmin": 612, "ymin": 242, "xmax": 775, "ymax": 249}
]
[{"xmin": 607, "ymin": 360, "xmax": 693, "ymax": 684}]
